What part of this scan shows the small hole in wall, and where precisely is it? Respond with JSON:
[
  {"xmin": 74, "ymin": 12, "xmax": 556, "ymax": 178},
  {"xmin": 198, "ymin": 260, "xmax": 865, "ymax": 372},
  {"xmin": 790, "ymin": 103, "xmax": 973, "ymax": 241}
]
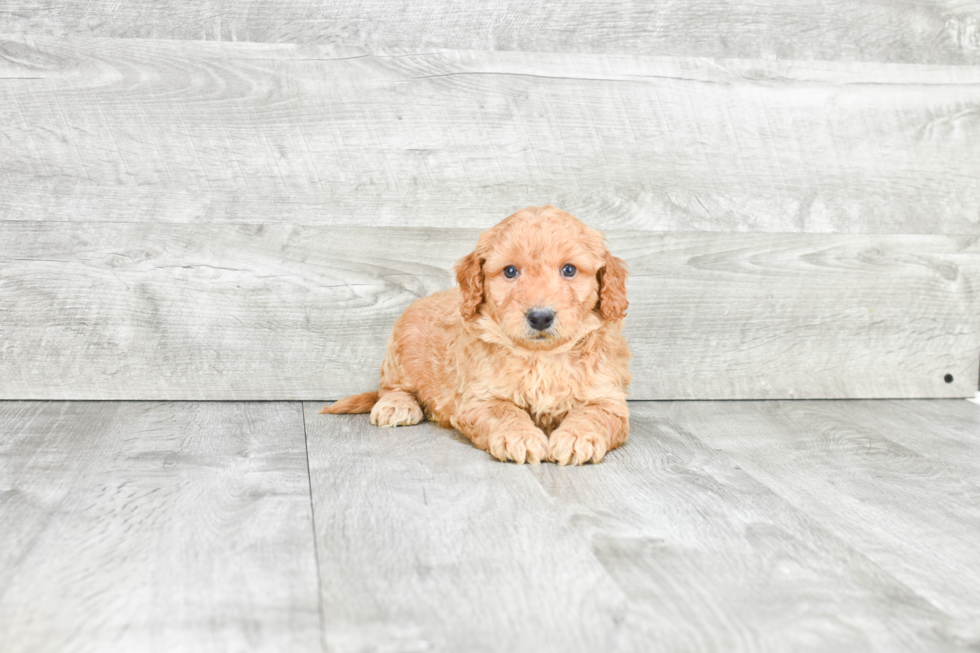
[{"xmin": 944, "ymin": 374, "xmax": 954, "ymax": 383}]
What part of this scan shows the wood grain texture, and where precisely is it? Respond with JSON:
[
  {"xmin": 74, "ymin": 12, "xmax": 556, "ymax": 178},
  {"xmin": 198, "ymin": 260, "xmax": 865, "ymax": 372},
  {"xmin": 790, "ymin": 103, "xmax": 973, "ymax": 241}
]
[
  {"xmin": 0, "ymin": 401, "xmax": 322, "ymax": 653},
  {"xmin": 823, "ymin": 398, "xmax": 980, "ymax": 470},
  {"xmin": 2, "ymin": 223, "xmax": 976, "ymax": 400},
  {"xmin": 305, "ymin": 408, "xmax": 629, "ymax": 653},
  {"xmin": 652, "ymin": 399, "xmax": 980, "ymax": 640},
  {"xmin": 305, "ymin": 400, "xmax": 980, "ymax": 651},
  {"xmin": 2, "ymin": 36, "xmax": 979, "ymax": 234},
  {"xmin": 1, "ymin": 1, "xmax": 979, "ymax": 64}
]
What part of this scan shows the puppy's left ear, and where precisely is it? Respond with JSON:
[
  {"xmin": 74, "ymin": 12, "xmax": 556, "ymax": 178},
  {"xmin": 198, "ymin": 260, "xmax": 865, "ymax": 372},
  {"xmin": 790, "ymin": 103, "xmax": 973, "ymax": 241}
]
[
  {"xmin": 455, "ymin": 250, "xmax": 485, "ymax": 320},
  {"xmin": 597, "ymin": 251, "xmax": 629, "ymax": 321}
]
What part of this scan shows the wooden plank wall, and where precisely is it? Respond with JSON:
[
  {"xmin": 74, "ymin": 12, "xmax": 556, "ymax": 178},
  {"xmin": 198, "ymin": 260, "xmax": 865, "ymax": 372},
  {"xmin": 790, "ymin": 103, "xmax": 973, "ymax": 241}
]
[{"xmin": 1, "ymin": 2, "xmax": 979, "ymax": 399}]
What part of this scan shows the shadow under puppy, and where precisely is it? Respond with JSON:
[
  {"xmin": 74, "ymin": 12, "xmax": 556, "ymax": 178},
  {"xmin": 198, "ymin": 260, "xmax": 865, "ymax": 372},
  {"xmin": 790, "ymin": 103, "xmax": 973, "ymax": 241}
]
[{"xmin": 322, "ymin": 205, "xmax": 631, "ymax": 465}]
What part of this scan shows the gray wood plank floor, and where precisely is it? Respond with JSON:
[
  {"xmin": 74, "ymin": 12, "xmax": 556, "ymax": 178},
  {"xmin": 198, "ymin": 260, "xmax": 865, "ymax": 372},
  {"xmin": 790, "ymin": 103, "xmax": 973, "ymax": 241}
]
[
  {"xmin": 3, "ymin": 399, "xmax": 979, "ymax": 652},
  {"xmin": 0, "ymin": 401, "xmax": 321, "ymax": 653}
]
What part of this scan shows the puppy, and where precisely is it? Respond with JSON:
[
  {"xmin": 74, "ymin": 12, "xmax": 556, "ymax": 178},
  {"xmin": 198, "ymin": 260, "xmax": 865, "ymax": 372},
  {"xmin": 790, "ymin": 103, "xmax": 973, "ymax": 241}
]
[{"xmin": 322, "ymin": 205, "xmax": 631, "ymax": 465}]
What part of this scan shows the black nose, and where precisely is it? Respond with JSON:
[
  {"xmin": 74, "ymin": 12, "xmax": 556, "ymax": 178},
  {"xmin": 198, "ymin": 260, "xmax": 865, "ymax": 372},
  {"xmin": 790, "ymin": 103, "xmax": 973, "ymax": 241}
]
[{"xmin": 526, "ymin": 308, "xmax": 555, "ymax": 331}]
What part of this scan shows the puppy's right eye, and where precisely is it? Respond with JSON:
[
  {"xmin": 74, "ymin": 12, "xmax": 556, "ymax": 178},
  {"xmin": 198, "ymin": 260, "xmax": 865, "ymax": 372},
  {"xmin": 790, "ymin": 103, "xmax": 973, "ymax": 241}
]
[{"xmin": 503, "ymin": 265, "xmax": 519, "ymax": 279}]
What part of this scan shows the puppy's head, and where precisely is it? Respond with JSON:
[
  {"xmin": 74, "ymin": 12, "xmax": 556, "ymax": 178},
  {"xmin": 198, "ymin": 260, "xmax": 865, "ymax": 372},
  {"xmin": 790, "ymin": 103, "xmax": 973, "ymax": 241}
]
[{"xmin": 455, "ymin": 206, "xmax": 628, "ymax": 350}]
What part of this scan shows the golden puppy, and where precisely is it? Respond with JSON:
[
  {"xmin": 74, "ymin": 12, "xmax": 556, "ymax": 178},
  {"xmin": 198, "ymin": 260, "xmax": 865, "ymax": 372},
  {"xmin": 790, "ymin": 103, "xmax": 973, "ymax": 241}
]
[{"xmin": 322, "ymin": 205, "xmax": 631, "ymax": 465}]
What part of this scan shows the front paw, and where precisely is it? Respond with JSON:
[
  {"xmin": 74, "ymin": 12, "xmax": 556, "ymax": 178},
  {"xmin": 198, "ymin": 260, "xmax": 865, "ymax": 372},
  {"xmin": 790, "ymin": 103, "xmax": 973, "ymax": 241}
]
[
  {"xmin": 548, "ymin": 426, "xmax": 611, "ymax": 465},
  {"xmin": 370, "ymin": 393, "xmax": 424, "ymax": 427},
  {"xmin": 487, "ymin": 428, "xmax": 548, "ymax": 465}
]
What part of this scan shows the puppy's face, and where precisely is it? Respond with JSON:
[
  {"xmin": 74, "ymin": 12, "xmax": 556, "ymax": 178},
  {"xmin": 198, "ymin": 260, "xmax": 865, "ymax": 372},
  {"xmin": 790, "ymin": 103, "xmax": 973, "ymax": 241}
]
[{"xmin": 456, "ymin": 206, "xmax": 628, "ymax": 350}]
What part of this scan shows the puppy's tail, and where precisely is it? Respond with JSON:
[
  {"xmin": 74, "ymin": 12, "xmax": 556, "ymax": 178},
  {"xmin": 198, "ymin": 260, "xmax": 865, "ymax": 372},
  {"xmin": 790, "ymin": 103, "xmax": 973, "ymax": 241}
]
[{"xmin": 319, "ymin": 391, "xmax": 379, "ymax": 414}]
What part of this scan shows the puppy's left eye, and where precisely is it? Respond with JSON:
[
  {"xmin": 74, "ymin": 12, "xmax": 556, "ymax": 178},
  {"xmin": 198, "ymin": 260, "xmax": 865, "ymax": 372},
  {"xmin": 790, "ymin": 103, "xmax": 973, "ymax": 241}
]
[{"xmin": 561, "ymin": 264, "xmax": 577, "ymax": 278}]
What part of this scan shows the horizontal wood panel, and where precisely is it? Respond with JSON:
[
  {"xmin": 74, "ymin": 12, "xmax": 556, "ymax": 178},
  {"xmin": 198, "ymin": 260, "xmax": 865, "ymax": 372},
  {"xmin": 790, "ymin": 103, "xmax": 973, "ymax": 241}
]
[
  {"xmin": 0, "ymin": 401, "xmax": 322, "ymax": 653},
  {"xmin": 2, "ymin": 1, "xmax": 979, "ymax": 64},
  {"xmin": 1, "ymin": 222, "xmax": 976, "ymax": 400},
  {"xmin": 2, "ymin": 36, "xmax": 979, "ymax": 233}
]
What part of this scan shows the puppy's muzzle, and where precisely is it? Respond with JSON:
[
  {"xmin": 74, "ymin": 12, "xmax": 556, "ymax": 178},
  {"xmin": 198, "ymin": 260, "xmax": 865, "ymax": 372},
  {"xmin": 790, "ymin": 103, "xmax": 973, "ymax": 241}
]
[{"xmin": 526, "ymin": 308, "xmax": 555, "ymax": 332}]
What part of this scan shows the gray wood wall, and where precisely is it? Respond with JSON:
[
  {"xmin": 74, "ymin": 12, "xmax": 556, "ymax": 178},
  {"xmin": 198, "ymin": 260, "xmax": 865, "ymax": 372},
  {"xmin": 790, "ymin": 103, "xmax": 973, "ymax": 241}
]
[{"xmin": 2, "ymin": 2, "xmax": 979, "ymax": 399}]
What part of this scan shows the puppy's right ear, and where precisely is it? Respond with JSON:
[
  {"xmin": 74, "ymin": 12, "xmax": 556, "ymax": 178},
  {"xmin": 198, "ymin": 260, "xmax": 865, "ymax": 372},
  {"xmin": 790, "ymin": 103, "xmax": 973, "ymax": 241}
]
[{"xmin": 455, "ymin": 250, "xmax": 484, "ymax": 320}]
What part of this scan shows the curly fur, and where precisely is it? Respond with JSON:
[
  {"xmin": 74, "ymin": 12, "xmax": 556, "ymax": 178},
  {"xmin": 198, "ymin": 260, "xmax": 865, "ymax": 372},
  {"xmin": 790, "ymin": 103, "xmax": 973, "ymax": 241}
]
[{"xmin": 321, "ymin": 205, "xmax": 631, "ymax": 465}]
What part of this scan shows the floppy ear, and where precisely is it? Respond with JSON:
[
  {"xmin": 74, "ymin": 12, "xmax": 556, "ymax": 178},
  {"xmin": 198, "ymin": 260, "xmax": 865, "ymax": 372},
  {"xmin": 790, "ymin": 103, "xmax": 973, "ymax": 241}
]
[
  {"xmin": 597, "ymin": 252, "xmax": 629, "ymax": 321},
  {"xmin": 455, "ymin": 250, "xmax": 485, "ymax": 320}
]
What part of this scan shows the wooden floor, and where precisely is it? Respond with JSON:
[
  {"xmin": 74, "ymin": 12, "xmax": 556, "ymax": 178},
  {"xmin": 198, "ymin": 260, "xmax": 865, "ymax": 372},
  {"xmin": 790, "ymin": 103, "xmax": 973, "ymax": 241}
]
[{"xmin": 2, "ymin": 399, "xmax": 979, "ymax": 652}]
